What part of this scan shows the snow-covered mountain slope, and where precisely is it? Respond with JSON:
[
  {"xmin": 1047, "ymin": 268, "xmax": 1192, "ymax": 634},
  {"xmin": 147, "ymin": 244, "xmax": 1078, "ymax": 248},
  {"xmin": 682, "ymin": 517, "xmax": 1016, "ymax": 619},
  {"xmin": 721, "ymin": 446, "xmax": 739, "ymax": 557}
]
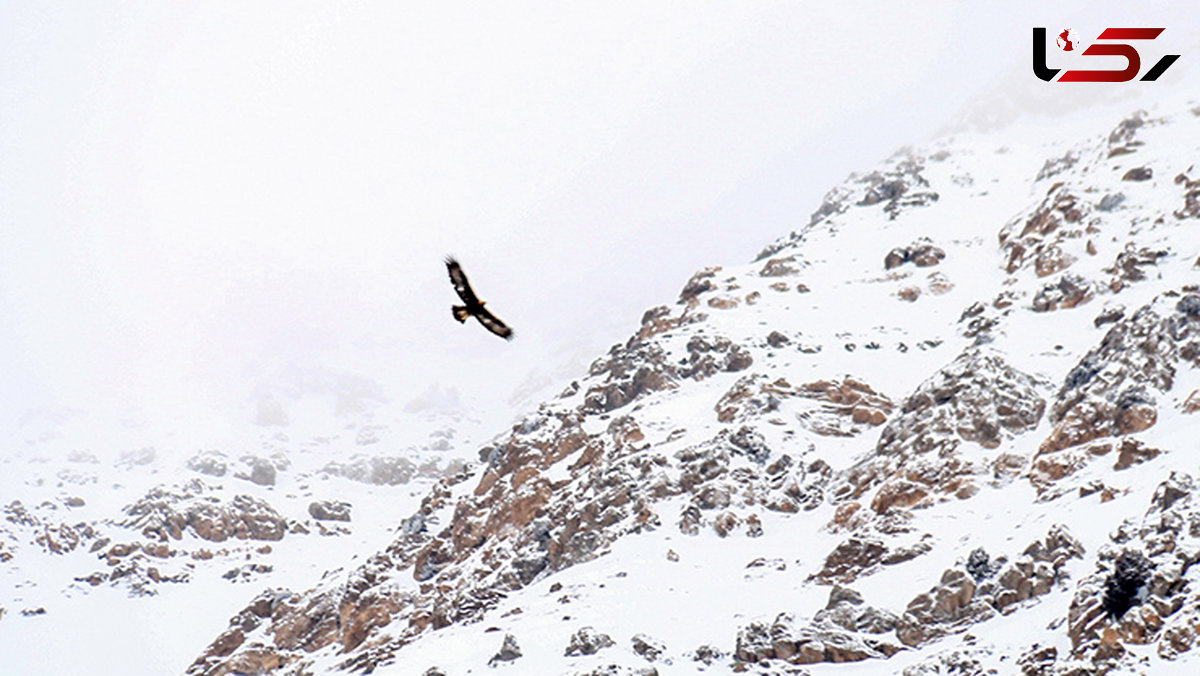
[
  {"xmin": 9, "ymin": 95, "xmax": 1200, "ymax": 676},
  {"xmin": 182, "ymin": 101, "xmax": 1200, "ymax": 676},
  {"xmin": 0, "ymin": 377, "xmax": 518, "ymax": 675}
]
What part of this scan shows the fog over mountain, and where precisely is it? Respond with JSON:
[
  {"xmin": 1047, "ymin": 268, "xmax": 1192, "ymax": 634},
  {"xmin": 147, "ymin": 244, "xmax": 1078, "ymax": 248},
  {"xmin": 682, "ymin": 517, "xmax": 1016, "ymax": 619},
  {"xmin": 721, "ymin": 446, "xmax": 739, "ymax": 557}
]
[{"xmin": 9, "ymin": 2, "xmax": 1187, "ymax": 436}]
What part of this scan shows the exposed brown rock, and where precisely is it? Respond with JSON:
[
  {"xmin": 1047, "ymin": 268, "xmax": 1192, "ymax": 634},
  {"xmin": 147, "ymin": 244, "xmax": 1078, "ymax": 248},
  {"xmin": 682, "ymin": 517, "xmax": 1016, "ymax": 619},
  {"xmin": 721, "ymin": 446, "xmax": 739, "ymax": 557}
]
[
  {"xmin": 841, "ymin": 347, "xmax": 1044, "ymax": 505},
  {"xmin": 999, "ymin": 186, "xmax": 1090, "ymax": 275},
  {"xmin": 308, "ymin": 500, "xmax": 351, "ymax": 522},
  {"xmin": 1182, "ymin": 389, "xmax": 1200, "ymax": 413},
  {"xmin": 565, "ymin": 626, "xmax": 615, "ymax": 656},
  {"xmin": 885, "ymin": 240, "xmax": 945, "ymax": 270},
  {"xmin": 636, "ymin": 305, "xmax": 707, "ymax": 340},
  {"xmin": 795, "ymin": 378, "xmax": 892, "ymax": 437},
  {"xmin": 1034, "ymin": 244, "xmax": 1075, "ymax": 277},
  {"xmin": 1122, "ymin": 166, "xmax": 1153, "ymax": 181},
  {"xmin": 760, "ymin": 256, "xmax": 802, "ymax": 277},
  {"xmin": 1039, "ymin": 295, "xmax": 1200, "ymax": 459},
  {"xmin": 813, "ymin": 536, "xmax": 888, "ymax": 584},
  {"xmin": 1031, "ymin": 274, "xmax": 1092, "ymax": 312},
  {"xmin": 898, "ymin": 526, "xmax": 1081, "ymax": 648},
  {"xmin": 122, "ymin": 482, "xmax": 289, "ymax": 543},
  {"xmin": 678, "ymin": 266, "xmax": 721, "ymax": 304},
  {"xmin": 713, "ymin": 375, "xmax": 772, "ymax": 421},
  {"xmin": 583, "ymin": 341, "xmax": 678, "ymax": 413},
  {"xmin": 1175, "ymin": 171, "xmax": 1200, "ymax": 219}
]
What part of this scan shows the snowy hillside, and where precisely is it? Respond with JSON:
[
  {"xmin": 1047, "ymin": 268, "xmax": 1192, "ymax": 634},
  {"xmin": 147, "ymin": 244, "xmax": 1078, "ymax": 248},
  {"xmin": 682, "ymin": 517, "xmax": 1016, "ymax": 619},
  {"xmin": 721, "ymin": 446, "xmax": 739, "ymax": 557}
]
[
  {"xmin": 0, "ymin": 376, "xmax": 520, "ymax": 675},
  {"xmin": 7, "ymin": 95, "xmax": 1200, "ymax": 676},
  {"xmin": 170, "ymin": 96, "xmax": 1200, "ymax": 676}
]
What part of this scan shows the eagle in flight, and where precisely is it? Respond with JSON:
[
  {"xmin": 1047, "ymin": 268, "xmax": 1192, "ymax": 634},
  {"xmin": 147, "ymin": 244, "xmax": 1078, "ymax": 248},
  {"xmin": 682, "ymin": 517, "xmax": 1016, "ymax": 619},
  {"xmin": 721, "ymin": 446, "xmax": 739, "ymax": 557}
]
[{"xmin": 445, "ymin": 257, "xmax": 514, "ymax": 340}]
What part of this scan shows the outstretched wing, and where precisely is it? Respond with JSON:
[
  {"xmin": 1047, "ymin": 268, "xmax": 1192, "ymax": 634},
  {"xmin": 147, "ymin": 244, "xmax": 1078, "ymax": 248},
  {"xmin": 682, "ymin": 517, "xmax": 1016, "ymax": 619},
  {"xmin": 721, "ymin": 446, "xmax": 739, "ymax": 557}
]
[
  {"xmin": 475, "ymin": 306, "xmax": 514, "ymax": 340},
  {"xmin": 444, "ymin": 257, "xmax": 480, "ymax": 305}
]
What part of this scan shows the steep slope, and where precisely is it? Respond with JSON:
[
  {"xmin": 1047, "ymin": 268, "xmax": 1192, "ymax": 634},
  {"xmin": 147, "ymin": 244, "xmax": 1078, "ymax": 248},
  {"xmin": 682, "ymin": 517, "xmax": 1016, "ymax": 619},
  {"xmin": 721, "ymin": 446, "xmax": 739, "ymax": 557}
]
[{"xmin": 188, "ymin": 102, "xmax": 1200, "ymax": 676}]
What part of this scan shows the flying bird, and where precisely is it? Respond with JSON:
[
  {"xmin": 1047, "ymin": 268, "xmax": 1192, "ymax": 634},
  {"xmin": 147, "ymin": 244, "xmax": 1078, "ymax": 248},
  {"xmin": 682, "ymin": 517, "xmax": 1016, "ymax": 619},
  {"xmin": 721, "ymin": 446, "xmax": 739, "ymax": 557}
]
[{"xmin": 445, "ymin": 257, "xmax": 514, "ymax": 340}]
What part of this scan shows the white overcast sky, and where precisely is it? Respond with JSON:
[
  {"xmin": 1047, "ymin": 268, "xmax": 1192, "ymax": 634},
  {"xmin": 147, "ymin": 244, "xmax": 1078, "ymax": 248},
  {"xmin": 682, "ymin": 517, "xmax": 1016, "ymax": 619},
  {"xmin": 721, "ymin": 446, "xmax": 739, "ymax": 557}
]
[{"xmin": 1, "ymin": 2, "xmax": 1196, "ymax": 435}]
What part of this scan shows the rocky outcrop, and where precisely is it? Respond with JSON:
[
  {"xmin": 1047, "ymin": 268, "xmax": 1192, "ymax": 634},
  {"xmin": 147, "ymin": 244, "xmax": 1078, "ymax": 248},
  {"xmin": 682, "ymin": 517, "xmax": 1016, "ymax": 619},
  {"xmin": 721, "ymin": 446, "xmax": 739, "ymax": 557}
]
[
  {"xmin": 739, "ymin": 526, "xmax": 1081, "ymax": 672},
  {"xmin": 855, "ymin": 151, "xmax": 940, "ymax": 219},
  {"xmin": 322, "ymin": 455, "xmax": 417, "ymax": 485},
  {"xmin": 582, "ymin": 340, "xmax": 678, "ymax": 414},
  {"xmin": 1175, "ymin": 171, "xmax": 1200, "ymax": 219},
  {"xmin": 759, "ymin": 256, "xmax": 804, "ymax": 277},
  {"xmin": 838, "ymin": 347, "xmax": 1045, "ymax": 507},
  {"xmin": 1031, "ymin": 273, "xmax": 1093, "ymax": 312},
  {"xmin": 714, "ymin": 375, "xmax": 790, "ymax": 424},
  {"xmin": 734, "ymin": 586, "xmax": 902, "ymax": 667},
  {"xmin": 1030, "ymin": 438, "xmax": 1163, "ymax": 501},
  {"xmin": 884, "ymin": 239, "xmax": 945, "ymax": 270},
  {"xmin": 1037, "ymin": 293, "xmax": 1200, "ymax": 457},
  {"xmin": 1106, "ymin": 244, "xmax": 1168, "ymax": 288},
  {"xmin": 636, "ymin": 305, "xmax": 706, "ymax": 341},
  {"xmin": 794, "ymin": 378, "xmax": 892, "ymax": 437},
  {"xmin": 308, "ymin": 501, "xmax": 351, "ymax": 522},
  {"xmin": 565, "ymin": 626, "xmax": 615, "ymax": 656},
  {"xmin": 1122, "ymin": 166, "xmax": 1153, "ymax": 182},
  {"xmin": 75, "ymin": 540, "xmax": 192, "ymax": 596},
  {"xmin": 235, "ymin": 455, "xmax": 277, "ymax": 487},
  {"xmin": 898, "ymin": 526, "xmax": 1083, "ymax": 647},
  {"xmin": 182, "ymin": 104, "xmax": 1200, "ymax": 676},
  {"xmin": 190, "ymin": 386, "xmax": 840, "ymax": 674},
  {"xmin": 121, "ymin": 481, "xmax": 289, "ymax": 543},
  {"xmin": 959, "ymin": 474, "xmax": 1200, "ymax": 674},
  {"xmin": 678, "ymin": 266, "xmax": 721, "ymax": 305},
  {"xmin": 713, "ymin": 374, "xmax": 891, "ymax": 433},
  {"xmin": 999, "ymin": 184, "xmax": 1088, "ymax": 276},
  {"xmin": 679, "ymin": 334, "xmax": 753, "ymax": 380},
  {"xmin": 631, "ymin": 634, "xmax": 666, "ymax": 662},
  {"xmin": 187, "ymin": 450, "xmax": 229, "ymax": 477},
  {"xmin": 489, "ymin": 634, "xmax": 522, "ymax": 666},
  {"xmin": 754, "ymin": 149, "xmax": 941, "ymax": 260}
]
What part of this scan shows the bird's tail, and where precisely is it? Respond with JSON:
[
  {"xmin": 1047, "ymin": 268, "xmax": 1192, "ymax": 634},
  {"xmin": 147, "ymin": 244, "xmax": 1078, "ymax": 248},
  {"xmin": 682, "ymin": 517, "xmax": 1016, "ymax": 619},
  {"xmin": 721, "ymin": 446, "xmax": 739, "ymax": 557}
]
[{"xmin": 452, "ymin": 305, "xmax": 470, "ymax": 323}]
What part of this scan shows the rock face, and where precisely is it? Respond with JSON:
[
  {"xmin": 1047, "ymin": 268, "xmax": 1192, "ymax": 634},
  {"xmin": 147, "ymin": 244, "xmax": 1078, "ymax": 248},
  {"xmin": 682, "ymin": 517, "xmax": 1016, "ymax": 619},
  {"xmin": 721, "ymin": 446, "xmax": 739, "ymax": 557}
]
[
  {"xmin": 999, "ymin": 183, "xmax": 1088, "ymax": 276},
  {"xmin": 1038, "ymin": 473, "xmax": 1200, "ymax": 672},
  {"xmin": 734, "ymin": 586, "xmax": 902, "ymax": 666},
  {"xmin": 581, "ymin": 340, "xmax": 679, "ymax": 413},
  {"xmin": 897, "ymin": 526, "xmax": 1084, "ymax": 647},
  {"xmin": 737, "ymin": 527, "xmax": 1082, "ymax": 670},
  {"xmin": 631, "ymin": 634, "xmax": 666, "ymax": 662},
  {"xmin": 1038, "ymin": 295, "xmax": 1200, "ymax": 457},
  {"xmin": 235, "ymin": 456, "xmax": 277, "ymax": 487},
  {"xmin": 838, "ymin": 347, "xmax": 1045, "ymax": 512}
]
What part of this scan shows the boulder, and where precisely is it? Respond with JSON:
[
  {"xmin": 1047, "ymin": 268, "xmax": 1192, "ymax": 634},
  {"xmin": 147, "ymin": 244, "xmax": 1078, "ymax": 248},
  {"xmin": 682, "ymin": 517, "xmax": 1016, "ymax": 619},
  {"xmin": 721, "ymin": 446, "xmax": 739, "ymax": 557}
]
[
  {"xmin": 565, "ymin": 626, "xmax": 615, "ymax": 656},
  {"xmin": 489, "ymin": 634, "xmax": 522, "ymax": 666},
  {"xmin": 308, "ymin": 500, "xmax": 351, "ymax": 522}
]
